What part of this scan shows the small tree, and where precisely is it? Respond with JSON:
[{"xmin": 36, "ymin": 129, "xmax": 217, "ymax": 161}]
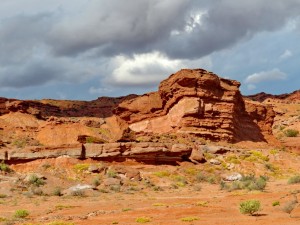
[{"xmin": 239, "ymin": 200, "xmax": 261, "ymax": 216}]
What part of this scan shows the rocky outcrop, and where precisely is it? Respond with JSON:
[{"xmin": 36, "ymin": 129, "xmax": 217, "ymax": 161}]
[
  {"xmin": 0, "ymin": 68, "xmax": 277, "ymax": 162},
  {"xmin": 1, "ymin": 142, "xmax": 192, "ymax": 164},
  {"xmin": 115, "ymin": 69, "xmax": 274, "ymax": 143}
]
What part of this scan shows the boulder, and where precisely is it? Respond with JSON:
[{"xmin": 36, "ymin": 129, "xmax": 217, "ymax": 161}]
[
  {"xmin": 189, "ymin": 148, "xmax": 206, "ymax": 164},
  {"xmin": 222, "ymin": 173, "xmax": 243, "ymax": 181}
]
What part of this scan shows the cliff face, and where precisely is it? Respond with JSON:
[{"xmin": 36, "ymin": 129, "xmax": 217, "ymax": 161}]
[{"xmin": 115, "ymin": 69, "xmax": 275, "ymax": 142}]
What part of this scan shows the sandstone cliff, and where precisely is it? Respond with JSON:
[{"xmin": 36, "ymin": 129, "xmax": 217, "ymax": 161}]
[
  {"xmin": 115, "ymin": 69, "xmax": 275, "ymax": 143},
  {"xmin": 0, "ymin": 68, "xmax": 277, "ymax": 163}
]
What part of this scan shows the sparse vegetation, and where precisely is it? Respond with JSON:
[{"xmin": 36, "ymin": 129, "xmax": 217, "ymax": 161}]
[
  {"xmin": 284, "ymin": 129, "xmax": 299, "ymax": 137},
  {"xmin": 153, "ymin": 171, "xmax": 170, "ymax": 178},
  {"xmin": 0, "ymin": 161, "xmax": 11, "ymax": 172},
  {"xmin": 244, "ymin": 150, "xmax": 269, "ymax": 162},
  {"xmin": 46, "ymin": 221, "xmax": 75, "ymax": 225},
  {"xmin": 52, "ymin": 187, "xmax": 63, "ymax": 196},
  {"xmin": 180, "ymin": 216, "xmax": 199, "ymax": 222},
  {"xmin": 0, "ymin": 194, "xmax": 7, "ymax": 198},
  {"xmin": 272, "ymin": 201, "xmax": 280, "ymax": 206},
  {"xmin": 28, "ymin": 174, "xmax": 45, "ymax": 187},
  {"xmin": 106, "ymin": 169, "xmax": 117, "ymax": 178},
  {"xmin": 14, "ymin": 209, "xmax": 29, "ymax": 218},
  {"xmin": 282, "ymin": 199, "xmax": 298, "ymax": 214},
  {"xmin": 73, "ymin": 163, "xmax": 89, "ymax": 173},
  {"xmin": 239, "ymin": 200, "xmax": 261, "ymax": 216},
  {"xmin": 135, "ymin": 217, "xmax": 151, "ymax": 223},
  {"xmin": 287, "ymin": 175, "xmax": 300, "ymax": 184},
  {"xmin": 220, "ymin": 175, "xmax": 267, "ymax": 191},
  {"xmin": 71, "ymin": 189, "xmax": 85, "ymax": 197}
]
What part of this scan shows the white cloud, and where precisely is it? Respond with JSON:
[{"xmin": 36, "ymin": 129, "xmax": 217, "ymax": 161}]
[
  {"xmin": 279, "ymin": 49, "xmax": 292, "ymax": 60},
  {"xmin": 108, "ymin": 51, "xmax": 212, "ymax": 86},
  {"xmin": 245, "ymin": 68, "xmax": 287, "ymax": 84}
]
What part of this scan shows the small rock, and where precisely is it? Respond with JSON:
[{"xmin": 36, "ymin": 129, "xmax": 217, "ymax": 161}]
[
  {"xmin": 201, "ymin": 145, "xmax": 231, "ymax": 154},
  {"xmin": 88, "ymin": 164, "xmax": 106, "ymax": 173},
  {"xmin": 209, "ymin": 159, "xmax": 221, "ymax": 165}
]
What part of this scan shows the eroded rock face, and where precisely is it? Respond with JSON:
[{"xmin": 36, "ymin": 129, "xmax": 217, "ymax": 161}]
[
  {"xmin": 0, "ymin": 68, "xmax": 276, "ymax": 162},
  {"xmin": 115, "ymin": 69, "xmax": 274, "ymax": 143}
]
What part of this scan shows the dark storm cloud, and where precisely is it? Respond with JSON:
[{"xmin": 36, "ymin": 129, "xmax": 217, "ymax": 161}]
[
  {"xmin": 163, "ymin": 0, "xmax": 300, "ymax": 58},
  {"xmin": 48, "ymin": 0, "xmax": 192, "ymax": 56},
  {"xmin": 0, "ymin": 62, "xmax": 61, "ymax": 88},
  {"xmin": 0, "ymin": 0, "xmax": 299, "ymax": 93},
  {"xmin": 47, "ymin": 0, "xmax": 300, "ymax": 59}
]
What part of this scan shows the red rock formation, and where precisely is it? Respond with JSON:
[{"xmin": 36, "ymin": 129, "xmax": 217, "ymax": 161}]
[
  {"xmin": 0, "ymin": 68, "xmax": 276, "ymax": 149},
  {"xmin": 115, "ymin": 69, "xmax": 274, "ymax": 143}
]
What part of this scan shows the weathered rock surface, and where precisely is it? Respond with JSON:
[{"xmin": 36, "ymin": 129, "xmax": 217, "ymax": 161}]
[
  {"xmin": 0, "ymin": 68, "xmax": 279, "ymax": 164},
  {"xmin": 1, "ymin": 142, "xmax": 192, "ymax": 163},
  {"xmin": 115, "ymin": 69, "xmax": 275, "ymax": 143}
]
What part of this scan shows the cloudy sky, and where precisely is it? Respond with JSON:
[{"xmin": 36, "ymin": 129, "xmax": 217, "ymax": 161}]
[{"xmin": 0, "ymin": 0, "xmax": 299, "ymax": 100}]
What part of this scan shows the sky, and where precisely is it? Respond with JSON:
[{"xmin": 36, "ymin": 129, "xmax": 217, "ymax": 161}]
[{"xmin": 0, "ymin": 0, "xmax": 299, "ymax": 100}]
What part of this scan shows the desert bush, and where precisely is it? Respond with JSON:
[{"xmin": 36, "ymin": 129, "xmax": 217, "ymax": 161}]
[
  {"xmin": 282, "ymin": 199, "xmax": 298, "ymax": 214},
  {"xmin": 153, "ymin": 171, "xmax": 170, "ymax": 178},
  {"xmin": 31, "ymin": 187, "xmax": 44, "ymax": 196},
  {"xmin": 244, "ymin": 150, "xmax": 269, "ymax": 162},
  {"xmin": 73, "ymin": 164, "xmax": 89, "ymax": 173},
  {"xmin": 272, "ymin": 201, "xmax": 280, "ymax": 206},
  {"xmin": 0, "ymin": 194, "xmax": 7, "ymax": 198},
  {"xmin": 110, "ymin": 184, "xmax": 121, "ymax": 192},
  {"xmin": 28, "ymin": 174, "xmax": 45, "ymax": 187},
  {"xmin": 14, "ymin": 209, "xmax": 29, "ymax": 218},
  {"xmin": 195, "ymin": 172, "xmax": 206, "ymax": 182},
  {"xmin": 12, "ymin": 139, "xmax": 27, "ymax": 148},
  {"xmin": 288, "ymin": 175, "xmax": 300, "ymax": 184},
  {"xmin": 106, "ymin": 169, "xmax": 117, "ymax": 178},
  {"xmin": 180, "ymin": 216, "xmax": 199, "ymax": 222},
  {"xmin": 0, "ymin": 161, "xmax": 11, "ymax": 172},
  {"xmin": 71, "ymin": 189, "xmax": 85, "ymax": 197},
  {"xmin": 221, "ymin": 175, "xmax": 267, "ymax": 191},
  {"xmin": 53, "ymin": 187, "xmax": 63, "ymax": 196},
  {"xmin": 135, "ymin": 217, "xmax": 151, "ymax": 223},
  {"xmin": 46, "ymin": 221, "xmax": 75, "ymax": 225},
  {"xmin": 284, "ymin": 129, "xmax": 299, "ymax": 137},
  {"xmin": 239, "ymin": 200, "xmax": 261, "ymax": 215},
  {"xmin": 92, "ymin": 178, "xmax": 101, "ymax": 187}
]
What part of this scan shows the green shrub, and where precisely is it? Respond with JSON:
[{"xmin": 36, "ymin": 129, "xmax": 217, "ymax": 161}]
[
  {"xmin": 239, "ymin": 200, "xmax": 261, "ymax": 215},
  {"xmin": 287, "ymin": 175, "xmax": 300, "ymax": 184},
  {"xmin": 0, "ymin": 194, "xmax": 7, "ymax": 198},
  {"xmin": 14, "ymin": 209, "xmax": 29, "ymax": 218},
  {"xmin": 106, "ymin": 169, "xmax": 117, "ymax": 178},
  {"xmin": 284, "ymin": 129, "xmax": 299, "ymax": 137},
  {"xmin": 135, "ymin": 217, "xmax": 151, "ymax": 223},
  {"xmin": 46, "ymin": 221, "xmax": 75, "ymax": 225},
  {"xmin": 92, "ymin": 178, "xmax": 101, "ymax": 187},
  {"xmin": 0, "ymin": 161, "xmax": 11, "ymax": 172},
  {"xmin": 272, "ymin": 201, "xmax": 280, "ymax": 206},
  {"xmin": 221, "ymin": 175, "xmax": 267, "ymax": 191},
  {"xmin": 180, "ymin": 216, "xmax": 199, "ymax": 222},
  {"xmin": 245, "ymin": 150, "xmax": 269, "ymax": 162},
  {"xmin": 73, "ymin": 164, "xmax": 89, "ymax": 173},
  {"xmin": 53, "ymin": 187, "xmax": 62, "ymax": 196},
  {"xmin": 153, "ymin": 171, "xmax": 170, "ymax": 178},
  {"xmin": 28, "ymin": 174, "xmax": 45, "ymax": 187}
]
